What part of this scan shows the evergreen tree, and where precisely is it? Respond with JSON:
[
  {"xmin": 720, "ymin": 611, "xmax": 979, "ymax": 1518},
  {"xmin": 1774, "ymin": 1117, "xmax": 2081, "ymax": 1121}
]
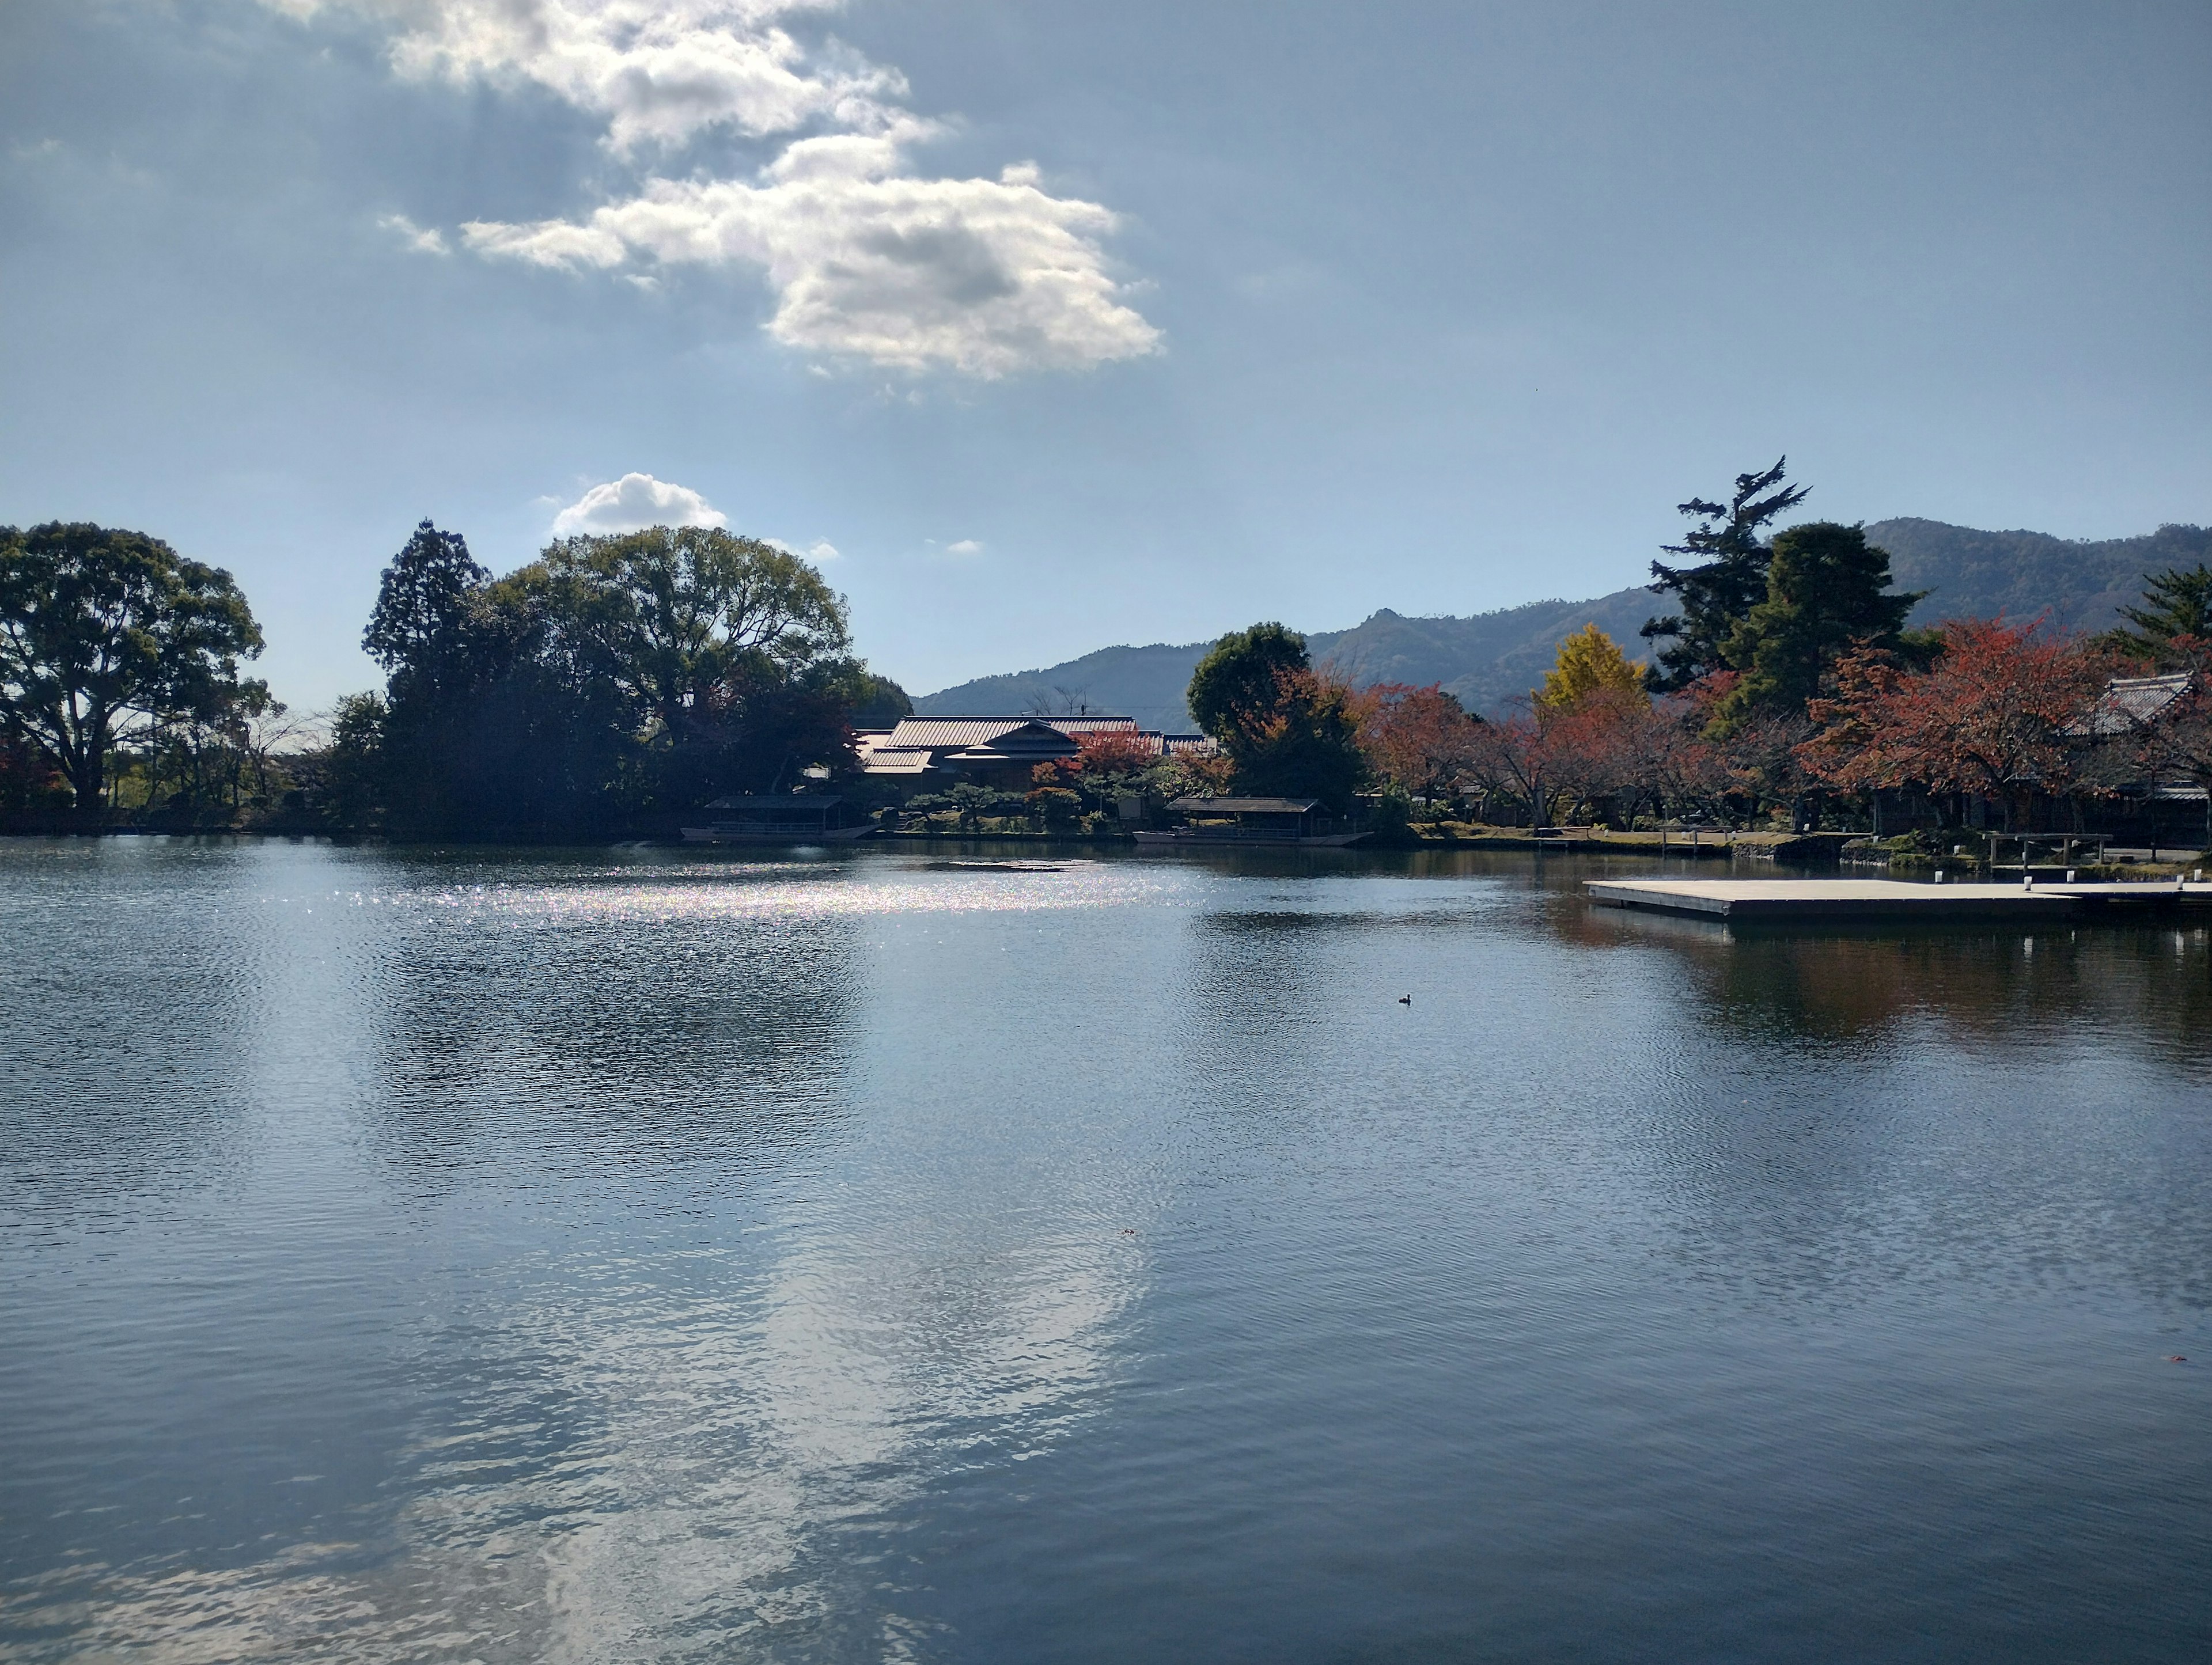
[
  {"xmin": 1641, "ymin": 458, "xmax": 1810, "ymax": 691},
  {"xmin": 363, "ymin": 520, "xmax": 489, "ymax": 697},
  {"xmin": 2104, "ymin": 563, "xmax": 2212, "ymax": 666},
  {"xmin": 1709, "ymin": 522, "xmax": 1919, "ymax": 733}
]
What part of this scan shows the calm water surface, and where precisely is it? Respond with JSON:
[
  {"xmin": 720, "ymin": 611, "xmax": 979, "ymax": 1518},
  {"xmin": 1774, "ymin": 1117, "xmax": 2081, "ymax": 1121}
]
[{"xmin": 1, "ymin": 838, "xmax": 2207, "ymax": 1662}]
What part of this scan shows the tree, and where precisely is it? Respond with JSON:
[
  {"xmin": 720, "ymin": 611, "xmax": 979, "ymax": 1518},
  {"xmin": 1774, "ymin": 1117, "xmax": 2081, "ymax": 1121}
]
[
  {"xmin": 1225, "ymin": 667, "xmax": 1368, "ymax": 810},
  {"xmin": 362, "ymin": 520, "xmax": 488, "ymax": 693},
  {"xmin": 2104, "ymin": 563, "xmax": 2212, "ymax": 667},
  {"xmin": 1355, "ymin": 683, "xmax": 1482, "ymax": 805},
  {"xmin": 531, "ymin": 526, "xmax": 850, "ymax": 740},
  {"xmin": 1464, "ymin": 707, "xmax": 1569, "ymax": 828},
  {"xmin": 1707, "ymin": 521, "xmax": 1919, "ymax": 734},
  {"xmin": 1642, "ymin": 458, "xmax": 1811, "ymax": 691},
  {"xmin": 1799, "ymin": 617, "xmax": 2109, "ymax": 830},
  {"xmin": 1186, "ymin": 624, "xmax": 1365, "ymax": 809},
  {"xmin": 1535, "ymin": 624, "xmax": 1648, "ymax": 712},
  {"xmin": 0, "ymin": 522, "xmax": 264, "ymax": 810},
  {"xmin": 850, "ymin": 673, "xmax": 913, "ymax": 727},
  {"xmin": 1188, "ymin": 623, "xmax": 1311, "ymax": 739}
]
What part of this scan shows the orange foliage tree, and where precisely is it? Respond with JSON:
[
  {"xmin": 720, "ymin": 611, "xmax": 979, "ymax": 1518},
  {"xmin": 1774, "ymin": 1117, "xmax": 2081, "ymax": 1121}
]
[
  {"xmin": 1354, "ymin": 682, "xmax": 1481, "ymax": 806},
  {"xmin": 1798, "ymin": 617, "xmax": 2111, "ymax": 829},
  {"xmin": 1546, "ymin": 688, "xmax": 1726, "ymax": 827}
]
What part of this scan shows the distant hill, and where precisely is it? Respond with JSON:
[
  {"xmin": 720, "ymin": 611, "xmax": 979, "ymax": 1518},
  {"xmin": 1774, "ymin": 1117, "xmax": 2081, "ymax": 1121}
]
[
  {"xmin": 1866, "ymin": 518, "xmax": 2210, "ymax": 634},
  {"xmin": 914, "ymin": 519, "xmax": 2210, "ymax": 724}
]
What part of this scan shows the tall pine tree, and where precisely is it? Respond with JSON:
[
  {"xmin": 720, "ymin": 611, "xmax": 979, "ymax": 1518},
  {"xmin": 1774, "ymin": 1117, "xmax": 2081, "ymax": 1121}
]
[
  {"xmin": 2104, "ymin": 563, "xmax": 2212, "ymax": 666},
  {"xmin": 1641, "ymin": 458, "xmax": 1810, "ymax": 691},
  {"xmin": 1708, "ymin": 522, "xmax": 1919, "ymax": 734}
]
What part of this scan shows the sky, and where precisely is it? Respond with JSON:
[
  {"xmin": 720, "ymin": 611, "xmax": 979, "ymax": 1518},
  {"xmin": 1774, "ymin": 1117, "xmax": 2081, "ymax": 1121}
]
[{"xmin": 2, "ymin": 0, "xmax": 2207, "ymax": 713}]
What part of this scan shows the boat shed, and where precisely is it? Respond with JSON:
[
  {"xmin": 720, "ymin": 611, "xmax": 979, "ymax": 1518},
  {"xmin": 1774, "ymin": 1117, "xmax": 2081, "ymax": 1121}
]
[
  {"xmin": 1166, "ymin": 797, "xmax": 1335, "ymax": 839},
  {"xmin": 684, "ymin": 795, "xmax": 861, "ymax": 841}
]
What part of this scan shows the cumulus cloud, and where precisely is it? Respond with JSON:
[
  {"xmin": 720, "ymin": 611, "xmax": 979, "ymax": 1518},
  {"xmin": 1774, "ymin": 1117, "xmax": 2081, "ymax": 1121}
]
[
  {"xmin": 551, "ymin": 472, "xmax": 728, "ymax": 536},
  {"xmin": 266, "ymin": 1, "xmax": 1158, "ymax": 376},
  {"xmin": 944, "ymin": 538, "xmax": 984, "ymax": 556},
  {"xmin": 378, "ymin": 211, "xmax": 449, "ymax": 255}
]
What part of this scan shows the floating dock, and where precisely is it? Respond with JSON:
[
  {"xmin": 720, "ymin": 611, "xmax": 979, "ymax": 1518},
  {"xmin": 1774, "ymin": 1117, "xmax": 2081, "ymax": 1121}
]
[{"xmin": 1585, "ymin": 877, "xmax": 2212, "ymax": 921}]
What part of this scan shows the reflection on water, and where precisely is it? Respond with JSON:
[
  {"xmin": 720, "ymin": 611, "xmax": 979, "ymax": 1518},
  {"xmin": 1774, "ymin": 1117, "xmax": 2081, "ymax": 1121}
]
[{"xmin": 2, "ymin": 843, "xmax": 2207, "ymax": 1662}]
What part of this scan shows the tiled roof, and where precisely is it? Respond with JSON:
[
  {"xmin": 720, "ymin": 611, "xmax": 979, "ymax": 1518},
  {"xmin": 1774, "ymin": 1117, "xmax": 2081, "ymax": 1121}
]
[
  {"xmin": 885, "ymin": 715, "xmax": 1139, "ymax": 747},
  {"xmin": 2075, "ymin": 673, "xmax": 2192, "ymax": 736}
]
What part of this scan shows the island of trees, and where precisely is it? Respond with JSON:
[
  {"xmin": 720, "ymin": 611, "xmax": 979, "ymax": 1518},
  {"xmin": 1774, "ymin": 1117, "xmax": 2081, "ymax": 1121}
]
[{"xmin": 5, "ymin": 460, "xmax": 2211, "ymax": 852}]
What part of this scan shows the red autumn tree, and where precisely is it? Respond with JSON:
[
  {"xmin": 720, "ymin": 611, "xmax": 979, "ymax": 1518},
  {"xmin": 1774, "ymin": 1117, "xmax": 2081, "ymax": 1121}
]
[
  {"xmin": 1546, "ymin": 688, "xmax": 1727, "ymax": 828},
  {"xmin": 1074, "ymin": 727, "xmax": 1160, "ymax": 775},
  {"xmin": 1462, "ymin": 704, "xmax": 1570, "ymax": 827},
  {"xmin": 1354, "ymin": 682, "xmax": 1481, "ymax": 806},
  {"xmin": 1800, "ymin": 616, "xmax": 2111, "ymax": 829}
]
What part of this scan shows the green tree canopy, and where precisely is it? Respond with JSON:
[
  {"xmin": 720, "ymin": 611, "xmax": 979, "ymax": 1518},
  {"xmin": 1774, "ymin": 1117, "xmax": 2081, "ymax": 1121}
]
[
  {"xmin": 2104, "ymin": 563, "xmax": 2212, "ymax": 666},
  {"xmin": 526, "ymin": 526, "xmax": 851, "ymax": 737},
  {"xmin": 1185, "ymin": 623, "xmax": 1365, "ymax": 809},
  {"xmin": 1709, "ymin": 521, "xmax": 1919, "ymax": 733},
  {"xmin": 849, "ymin": 672, "xmax": 914, "ymax": 727},
  {"xmin": 1642, "ymin": 458, "xmax": 1811, "ymax": 691},
  {"xmin": 363, "ymin": 519, "xmax": 490, "ymax": 694},
  {"xmin": 0, "ymin": 522, "xmax": 264, "ymax": 809},
  {"xmin": 1188, "ymin": 622, "xmax": 1310, "ymax": 740}
]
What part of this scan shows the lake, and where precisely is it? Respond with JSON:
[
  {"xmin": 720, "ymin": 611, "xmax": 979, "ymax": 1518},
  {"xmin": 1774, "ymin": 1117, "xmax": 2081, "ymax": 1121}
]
[{"xmin": 1, "ymin": 837, "xmax": 2207, "ymax": 1662}]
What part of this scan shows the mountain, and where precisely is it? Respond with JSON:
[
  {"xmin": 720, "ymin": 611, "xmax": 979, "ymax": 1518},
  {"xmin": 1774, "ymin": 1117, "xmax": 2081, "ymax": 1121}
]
[
  {"xmin": 914, "ymin": 519, "xmax": 2211, "ymax": 725},
  {"xmin": 1866, "ymin": 518, "xmax": 2210, "ymax": 632}
]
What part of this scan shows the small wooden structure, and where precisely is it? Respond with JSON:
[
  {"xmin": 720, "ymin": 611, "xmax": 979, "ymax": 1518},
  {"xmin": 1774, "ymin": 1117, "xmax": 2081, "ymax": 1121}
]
[
  {"xmin": 1136, "ymin": 797, "xmax": 1365, "ymax": 847},
  {"xmin": 681, "ymin": 796, "xmax": 873, "ymax": 843}
]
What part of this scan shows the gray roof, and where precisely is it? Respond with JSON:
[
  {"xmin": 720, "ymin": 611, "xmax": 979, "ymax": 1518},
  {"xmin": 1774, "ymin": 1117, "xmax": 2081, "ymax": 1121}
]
[
  {"xmin": 1168, "ymin": 796, "xmax": 1324, "ymax": 814},
  {"xmin": 2075, "ymin": 673, "xmax": 2192, "ymax": 737},
  {"xmin": 880, "ymin": 715, "xmax": 1136, "ymax": 748}
]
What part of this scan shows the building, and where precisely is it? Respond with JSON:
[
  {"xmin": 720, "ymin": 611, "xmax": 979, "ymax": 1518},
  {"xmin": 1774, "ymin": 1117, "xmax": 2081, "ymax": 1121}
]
[{"xmin": 858, "ymin": 716, "xmax": 1215, "ymax": 792}]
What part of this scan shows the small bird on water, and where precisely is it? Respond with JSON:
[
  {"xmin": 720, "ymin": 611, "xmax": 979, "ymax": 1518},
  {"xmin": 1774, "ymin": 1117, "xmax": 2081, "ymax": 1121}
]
[{"xmin": 1397, "ymin": 995, "xmax": 1411, "ymax": 1004}]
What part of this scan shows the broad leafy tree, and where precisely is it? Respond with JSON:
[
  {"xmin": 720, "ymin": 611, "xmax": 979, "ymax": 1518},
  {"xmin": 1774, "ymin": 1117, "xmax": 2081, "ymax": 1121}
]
[
  {"xmin": 1355, "ymin": 683, "xmax": 1482, "ymax": 805},
  {"xmin": 529, "ymin": 526, "xmax": 850, "ymax": 738},
  {"xmin": 1642, "ymin": 458, "xmax": 1810, "ymax": 691},
  {"xmin": 1188, "ymin": 622, "xmax": 1312, "ymax": 740},
  {"xmin": 1186, "ymin": 624, "xmax": 1366, "ymax": 809},
  {"xmin": 1799, "ymin": 617, "xmax": 2109, "ymax": 830},
  {"xmin": 0, "ymin": 522, "xmax": 264, "ymax": 809}
]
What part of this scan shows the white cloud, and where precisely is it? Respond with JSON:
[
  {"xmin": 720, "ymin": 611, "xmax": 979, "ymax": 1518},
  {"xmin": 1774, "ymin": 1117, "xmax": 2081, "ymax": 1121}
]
[
  {"xmin": 461, "ymin": 154, "xmax": 1157, "ymax": 376},
  {"xmin": 551, "ymin": 472, "xmax": 728, "ymax": 536},
  {"xmin": 267, "ymin": 1, "xmax": 1159, "ymax": 377},
  {"xmin": 378, "ymin": 211, "xmax": 449, "ymax": 255}
]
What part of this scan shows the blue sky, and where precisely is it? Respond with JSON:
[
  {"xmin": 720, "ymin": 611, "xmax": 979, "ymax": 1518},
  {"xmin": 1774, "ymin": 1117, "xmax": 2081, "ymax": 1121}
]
[{"xmin": 2, "ymin": 0, "xmax": 2206, "ymax": 712}]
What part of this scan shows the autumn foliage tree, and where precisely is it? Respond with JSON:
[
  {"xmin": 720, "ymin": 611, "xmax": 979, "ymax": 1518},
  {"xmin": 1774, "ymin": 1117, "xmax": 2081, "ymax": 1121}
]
[
  {"xmin": 1187, "ymin": 624, "xmax": 1366, "ymax": 809},
  {"xmin": 1535, "ymin": 625, "xmax": 1647, "ymax": 712},
  {"xmin": 1799, "ymin": 617, "xmax": 2111, "ymax": 829},
  {"xmin": 1354, "ymin": 683, "xmax": 1482, "ymax": 806}
]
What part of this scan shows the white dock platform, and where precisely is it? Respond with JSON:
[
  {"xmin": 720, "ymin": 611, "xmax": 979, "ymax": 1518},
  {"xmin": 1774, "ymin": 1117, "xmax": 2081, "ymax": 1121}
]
[{"xmin": 1585, "ymin": 877, "xmax": 2211, "ymax": 921}]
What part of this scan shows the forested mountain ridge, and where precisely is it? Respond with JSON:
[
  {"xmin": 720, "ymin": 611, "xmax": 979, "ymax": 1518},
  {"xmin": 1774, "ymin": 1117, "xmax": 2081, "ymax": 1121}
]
[{"xmin": 913, "ymin": 519, "xmax": 2211, "ymax": 726}]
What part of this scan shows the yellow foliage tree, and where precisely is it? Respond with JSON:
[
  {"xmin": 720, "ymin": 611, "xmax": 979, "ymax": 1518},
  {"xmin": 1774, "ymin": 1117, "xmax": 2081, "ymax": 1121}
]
[{"xmin": 1535, "ymin": 623, "xmax": 1648, "ymax": 711}]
